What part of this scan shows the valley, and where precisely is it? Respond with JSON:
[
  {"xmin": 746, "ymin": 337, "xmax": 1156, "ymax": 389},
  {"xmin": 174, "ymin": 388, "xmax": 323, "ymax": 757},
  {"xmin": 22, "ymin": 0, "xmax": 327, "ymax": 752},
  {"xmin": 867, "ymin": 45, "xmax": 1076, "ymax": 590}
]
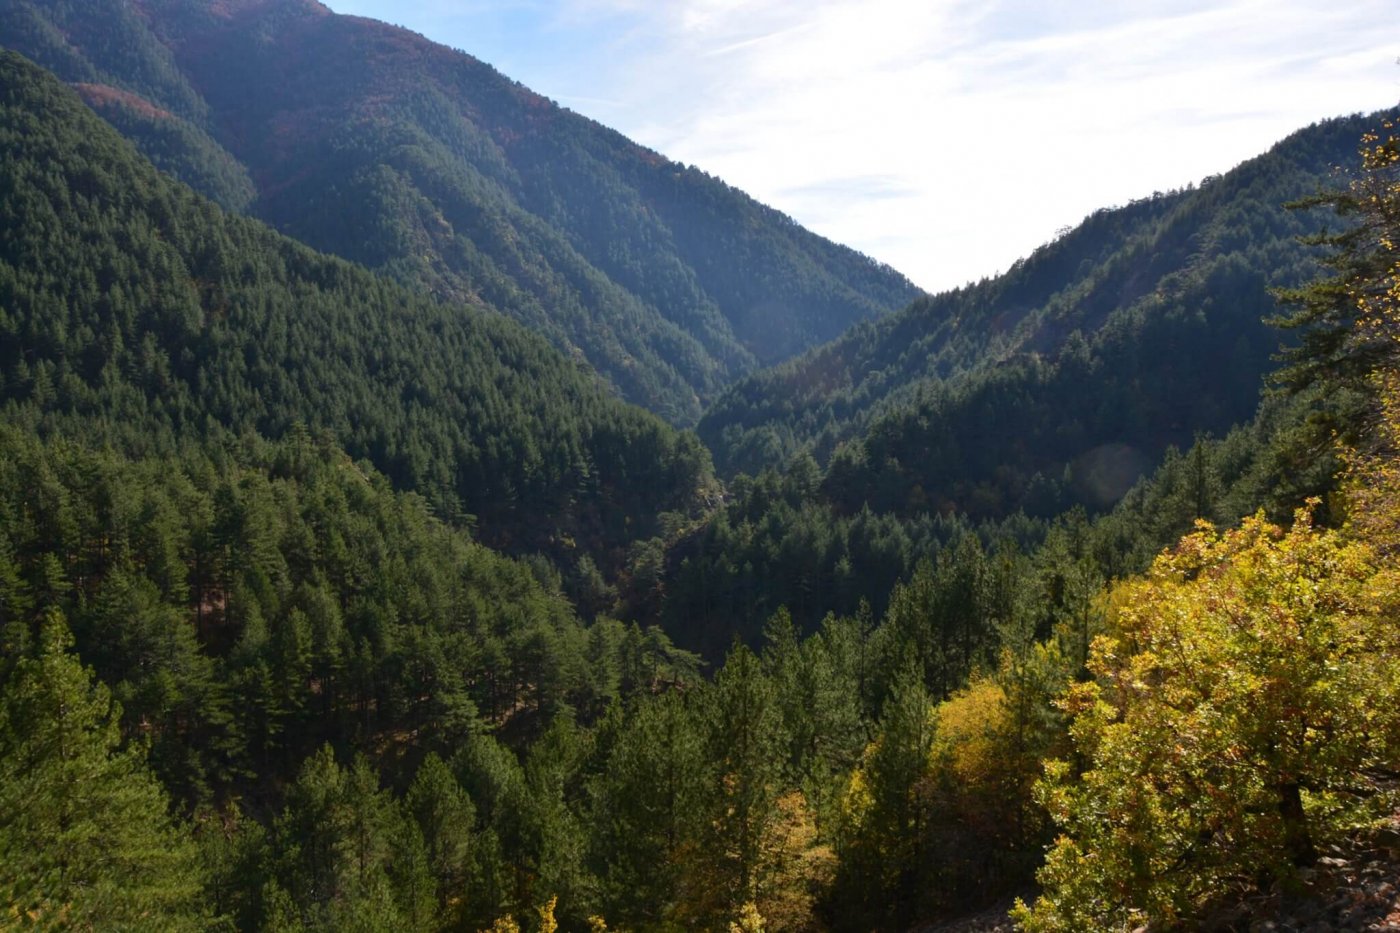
[{"xmin": 1, "ymin": 3, "xmax": 1399, "ymax": 931}]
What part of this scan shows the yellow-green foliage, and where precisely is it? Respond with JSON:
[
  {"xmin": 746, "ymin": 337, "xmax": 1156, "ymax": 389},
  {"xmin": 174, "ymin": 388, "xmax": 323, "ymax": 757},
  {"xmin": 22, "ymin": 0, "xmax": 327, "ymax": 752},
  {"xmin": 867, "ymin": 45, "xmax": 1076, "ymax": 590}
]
[
  {"xmin": 537, "ymin": 896, "xmax": 558, "ymax": 933},
  {"xmin": 836, "ymin": 665, "xmax": 1059, "ymax": 924},
  {"xmin": 934, "ymin": 679, "xmax": 1010, "ymax": 785},
  {"xmin": 728, "ymin": 901, "xmax": 766, "ymax": 933},
  {"xmin": 1016, "ymin": 508, "xmax": 1400, "ymax": 931},
  {"xmin": 930, "ymin": 677, "xmax": 1045, "ymax": 850},
  {"xmin": 753, "ymin": 790, "xmax": 832, "ymax": 932},
  {"xmin": 1018, "ymin": 118, "xmax": 1400, "ymax": 933}
]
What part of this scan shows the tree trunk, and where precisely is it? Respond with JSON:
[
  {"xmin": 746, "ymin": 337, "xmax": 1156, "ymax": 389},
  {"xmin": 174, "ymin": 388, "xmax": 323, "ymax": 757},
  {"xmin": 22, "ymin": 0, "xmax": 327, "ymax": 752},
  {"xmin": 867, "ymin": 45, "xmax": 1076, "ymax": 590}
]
[{"xmin": 1279, "ymin": 780, "xmax": 1316, "ymax": 866}]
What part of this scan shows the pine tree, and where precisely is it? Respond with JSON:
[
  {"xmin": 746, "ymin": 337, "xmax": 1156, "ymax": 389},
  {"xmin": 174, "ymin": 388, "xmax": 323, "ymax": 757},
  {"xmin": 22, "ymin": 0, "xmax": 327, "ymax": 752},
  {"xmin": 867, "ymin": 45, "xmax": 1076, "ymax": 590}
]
[
  {"xmin": 0, "ymin": 612, "xmax": 210, "ymax": 929},
  {"xmin": 685, "ymin": 645, "xmax": 784, "ymax": 926},
  {"xmin": 834, "ymin": 668, "xmax": 936, "ymax": 927},
  {"xmin": 590, "ymin": 691, "xmax": 703, "ymax": 927},
  {"xmin": 406, "ymin": 752, "xmax": 477, "ymax": 910}
]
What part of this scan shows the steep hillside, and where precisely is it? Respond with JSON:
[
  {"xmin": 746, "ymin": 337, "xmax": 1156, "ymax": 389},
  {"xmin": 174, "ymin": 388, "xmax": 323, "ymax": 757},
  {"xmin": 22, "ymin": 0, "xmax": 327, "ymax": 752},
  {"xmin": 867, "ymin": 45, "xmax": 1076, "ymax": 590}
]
[
  {"xmin": 699, "ymin": 111, "xmax": 1387, "ymax": 519},
  {"xmin": 0, "ymin": 0, "xmax": 920, "ymax": 424},
  {"xmin": 0, "ymin": 0, "xmax": 256, "ymax": 212},
  {"xmin": 0, "ymin": 50, "xmax": 712, "ymax": 569},
  {"xmin": 4, "ymin": 19, "xmax": 1398, "ymax": 929}
]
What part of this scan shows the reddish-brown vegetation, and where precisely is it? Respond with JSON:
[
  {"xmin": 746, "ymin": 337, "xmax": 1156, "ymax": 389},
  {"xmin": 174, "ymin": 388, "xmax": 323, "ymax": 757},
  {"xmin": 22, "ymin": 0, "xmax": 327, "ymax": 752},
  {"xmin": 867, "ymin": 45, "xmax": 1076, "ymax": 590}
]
[{"xmin": 72, "ymin": 82, "xmax": 173, "ymax": 121}]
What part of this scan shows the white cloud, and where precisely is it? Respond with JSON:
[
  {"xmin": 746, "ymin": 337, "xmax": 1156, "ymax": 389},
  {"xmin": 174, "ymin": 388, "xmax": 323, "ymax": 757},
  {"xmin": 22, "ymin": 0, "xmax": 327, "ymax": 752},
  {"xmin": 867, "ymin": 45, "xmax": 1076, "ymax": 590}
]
[{"xmin": 328, "ymin": 0, "xmax": 1400, "ymax": 292}]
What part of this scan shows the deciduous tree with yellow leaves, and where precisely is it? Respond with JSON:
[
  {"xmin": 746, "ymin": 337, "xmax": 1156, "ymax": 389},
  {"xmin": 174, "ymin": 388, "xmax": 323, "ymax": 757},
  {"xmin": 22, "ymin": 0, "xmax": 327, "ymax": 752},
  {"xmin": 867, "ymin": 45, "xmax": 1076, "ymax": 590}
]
[
  {"xmin": 1018, "ymin": 120, "xmax": 1400, "ymax": 932},
  {"xmin": 1017, "ymin": 508, "xmax": 1400, "ymax": 930}
]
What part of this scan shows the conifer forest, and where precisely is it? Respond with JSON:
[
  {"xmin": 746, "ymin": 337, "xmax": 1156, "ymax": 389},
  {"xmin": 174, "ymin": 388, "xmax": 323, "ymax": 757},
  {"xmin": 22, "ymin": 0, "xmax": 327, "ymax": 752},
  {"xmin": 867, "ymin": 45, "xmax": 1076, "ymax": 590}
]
[{"xmin": 2, "ymin": 2, "xmax": 1400, "ymax": 930}]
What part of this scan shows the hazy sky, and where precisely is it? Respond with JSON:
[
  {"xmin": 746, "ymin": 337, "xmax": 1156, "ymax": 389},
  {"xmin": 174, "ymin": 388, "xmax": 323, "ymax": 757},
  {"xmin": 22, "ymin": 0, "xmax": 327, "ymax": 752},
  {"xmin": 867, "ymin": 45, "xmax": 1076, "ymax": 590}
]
[{"xmin": 324, "ymin": 0, "xmax": 1399, "ymax": 293}]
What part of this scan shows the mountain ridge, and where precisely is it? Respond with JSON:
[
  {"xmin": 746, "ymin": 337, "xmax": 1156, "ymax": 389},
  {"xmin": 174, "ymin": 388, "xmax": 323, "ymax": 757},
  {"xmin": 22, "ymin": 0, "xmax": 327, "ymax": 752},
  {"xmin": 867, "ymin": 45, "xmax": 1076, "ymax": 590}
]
[
  {"xmin": 0, "ymin": 0, "xmax": 921, "ymax": 424},
  {"xmin": 697, "ymin": 108, "xmax": 1389, "ymax": 518},
  {"xmin": 0, "ymin": 49, "xmax": 713, "ymax": 574}
]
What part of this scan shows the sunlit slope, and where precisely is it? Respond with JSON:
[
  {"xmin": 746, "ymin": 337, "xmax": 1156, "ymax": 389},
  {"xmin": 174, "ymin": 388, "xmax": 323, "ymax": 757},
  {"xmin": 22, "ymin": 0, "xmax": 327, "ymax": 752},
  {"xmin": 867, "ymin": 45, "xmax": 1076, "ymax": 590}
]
[{"xmin": 0, "ymin": 0, "xmax": 921, "ymax": 424}]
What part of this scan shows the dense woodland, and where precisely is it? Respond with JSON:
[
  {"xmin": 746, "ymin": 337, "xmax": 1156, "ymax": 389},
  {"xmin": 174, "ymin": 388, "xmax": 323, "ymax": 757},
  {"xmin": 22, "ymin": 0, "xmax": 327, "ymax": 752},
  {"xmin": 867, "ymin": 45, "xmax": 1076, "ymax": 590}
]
[
  {"xmin": 0, "ymin": 51, "xmax": 715, "ymax": 583},
  {"xmin": 698, "ymin": 111, "xmax": 1386, "ymax": 489},
  {"xmin": 0, "ymin": 0, "xmax": 919, "ymax": 425},
  {"xmin": 2, "ymin": 3, "xmax": 1400, "ymax": 931}
]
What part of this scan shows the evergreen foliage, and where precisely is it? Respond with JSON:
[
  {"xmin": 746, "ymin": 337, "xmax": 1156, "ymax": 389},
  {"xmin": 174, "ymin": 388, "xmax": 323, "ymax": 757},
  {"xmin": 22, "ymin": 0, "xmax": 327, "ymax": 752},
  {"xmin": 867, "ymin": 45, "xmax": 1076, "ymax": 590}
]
[
  {"xmin": 0, "ymin": 614, "xmax": 210, "ymax": 930},
  {"xmin": 0, "ymin": 0, "xmax": 919, "ymax": 424},
  {"xmin": 2, "ymin": 19, "xmax": 1399, "ymax": 933},
  {"xmin": 0, "ymin": 50, "xmax": 713, "ymax": 571},
  {"xmin": 700, "ymin": 110, "xmax": 1395, "ymax": 520}
]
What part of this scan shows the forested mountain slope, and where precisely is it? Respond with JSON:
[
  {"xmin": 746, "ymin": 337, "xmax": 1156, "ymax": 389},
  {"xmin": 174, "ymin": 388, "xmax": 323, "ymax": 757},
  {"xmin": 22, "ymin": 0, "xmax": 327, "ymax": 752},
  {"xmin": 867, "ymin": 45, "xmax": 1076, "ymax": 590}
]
[
  {"xmin": 3, "ymin": 17, "xmax": 1399, "ymax": 927},
  {"xmin": 699, "ymin": 111, "xmax": 1391, "ymax": 516},
  {"xmin": 0, "ymin": 50, "xmax": 712, "ymax": 570},
  {"xmin": 0, "ymin": 0, "xmax": 920, "ymax": 424}
]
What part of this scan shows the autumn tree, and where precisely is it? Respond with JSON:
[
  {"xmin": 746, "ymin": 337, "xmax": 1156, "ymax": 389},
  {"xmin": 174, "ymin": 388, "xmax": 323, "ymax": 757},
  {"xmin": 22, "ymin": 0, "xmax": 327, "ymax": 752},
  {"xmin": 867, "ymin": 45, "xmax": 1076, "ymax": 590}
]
[
  {"xmin": 1015, "ymin": 117, "xmax": 1400, "ymax": 932},
  {"xmin": 921, "ymin": 671, "xmax": 1052, "ymax": 906},
  {"xmin": 1016, "ymin": 510, "xmax": 1400, "ymax": 930}
]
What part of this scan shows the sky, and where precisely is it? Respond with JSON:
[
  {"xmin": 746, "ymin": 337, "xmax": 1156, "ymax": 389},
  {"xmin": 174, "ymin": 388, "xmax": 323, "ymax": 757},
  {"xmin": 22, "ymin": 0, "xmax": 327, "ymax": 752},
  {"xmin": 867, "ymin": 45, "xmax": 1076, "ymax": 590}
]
[{"xmin": 323, "ymin": 0, "xmax": 1400, "ymax": 294}]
